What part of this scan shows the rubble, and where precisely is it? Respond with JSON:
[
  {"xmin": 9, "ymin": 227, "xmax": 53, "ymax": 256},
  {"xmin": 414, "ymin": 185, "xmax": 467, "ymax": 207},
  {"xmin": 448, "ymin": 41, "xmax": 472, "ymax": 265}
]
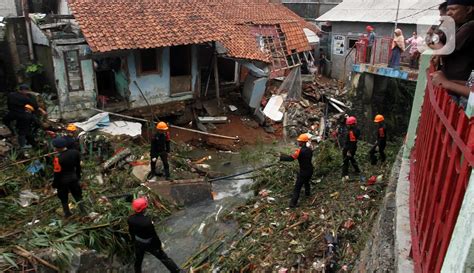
[{"xmin": 181, "ymin": 140, "xmax": 401, "ymax": 271}]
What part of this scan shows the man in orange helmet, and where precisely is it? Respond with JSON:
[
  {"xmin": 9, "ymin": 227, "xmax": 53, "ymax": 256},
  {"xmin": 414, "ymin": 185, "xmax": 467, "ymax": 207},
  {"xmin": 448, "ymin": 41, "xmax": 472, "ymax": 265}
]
[
  {"xmin": 16, "ymin": 104, "xmax": 36, "ymax": 149},
  {"xmin": 280, "ymin": 133, "xmax": 314, "ymax": 208},
  {"xmin": 63, "ymin": 124, "xmax": 81, "ymax": 151},
  {"xmin": 128, "ymin": 197, "xmax": 181, "ymax": 273},
  {"xmin": 369, "ymin": 114, "xmax": 387, "ymax": 165},
  {"xmin": 150, "ymin": 122, "xmax": 171, "ymax": 180},
  {"xmin": 342, "ymin": 116, "xmax": 361, "ymax": 181}
]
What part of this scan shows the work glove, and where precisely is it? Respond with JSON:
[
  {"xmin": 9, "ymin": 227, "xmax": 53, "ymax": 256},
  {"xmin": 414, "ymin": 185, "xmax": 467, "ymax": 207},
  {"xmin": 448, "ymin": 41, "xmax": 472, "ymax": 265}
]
[
  {"xmin": 152, "ymin": 158, "xmax": 157, "ymax": 162},
  {"xmin": 347, "ymin": 151, "xmax": 352, "ymax": 157},
  {"xmin": 375, "ymin": 146, "xmax": 379, "ymax": 152}
]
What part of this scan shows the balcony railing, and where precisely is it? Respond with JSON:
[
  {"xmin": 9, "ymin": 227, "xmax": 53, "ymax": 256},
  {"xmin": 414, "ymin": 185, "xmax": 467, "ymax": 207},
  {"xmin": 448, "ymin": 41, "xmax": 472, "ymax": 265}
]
[{"xmin": 409, "ymin": 70, "xmax": 474, "ymax": 273}]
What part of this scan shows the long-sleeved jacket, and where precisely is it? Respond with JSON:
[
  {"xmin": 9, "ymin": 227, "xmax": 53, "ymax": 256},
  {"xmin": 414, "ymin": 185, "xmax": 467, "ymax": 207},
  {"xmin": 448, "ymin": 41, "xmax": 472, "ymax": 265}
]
[
  {"xmin": 150, "ymin": 132, "xmax": 170, "ymax": 158},
  {"xmin": 343, "ymin": 127, "xmax": 361, "ymax": 152},
  {"xmin": 53, "ymin": 149, "xmax": 81, "ymax": 185},
  {"xmin": 63, "ymin": 136, "xmax": 80, "ymax": 151},
  {"xmin": 376, "ymin": 124, "xmax": 387, "ymax": 146},
  {"xmin": 280, "ymin": 145, "xmax": 314, "ymax": 175},
  {"xmin": 128, "ymin": 212, "xmax": 161, "ymax": 247},
  {"xmin": 7, "ymin": 92, "xmax": 38, "ymax": 114}
]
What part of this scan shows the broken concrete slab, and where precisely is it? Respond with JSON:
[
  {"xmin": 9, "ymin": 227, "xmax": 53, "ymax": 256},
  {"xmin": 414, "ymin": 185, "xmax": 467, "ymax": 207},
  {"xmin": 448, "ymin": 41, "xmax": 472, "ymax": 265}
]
[
  {"xmin": 0, "ymin": 125, "xmax": 12, "ymax": 137},
  {"xmin": 146, "ymin": 179, "xmax": 212, "ymax": 206}
]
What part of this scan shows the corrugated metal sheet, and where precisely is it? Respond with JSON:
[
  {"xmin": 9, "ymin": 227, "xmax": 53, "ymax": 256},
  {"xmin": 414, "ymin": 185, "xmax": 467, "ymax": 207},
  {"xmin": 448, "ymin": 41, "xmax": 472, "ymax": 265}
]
[{"xmin": 316, "ymin": 0, "xmax": 439, "ymax": 24}]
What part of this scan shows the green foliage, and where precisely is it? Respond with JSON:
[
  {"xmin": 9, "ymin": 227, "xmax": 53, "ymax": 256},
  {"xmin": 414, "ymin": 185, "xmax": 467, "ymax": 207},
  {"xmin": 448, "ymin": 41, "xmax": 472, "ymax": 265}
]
[{"xmin": 25, "ymin": 63, "xmax": 44, "ymax": 75}]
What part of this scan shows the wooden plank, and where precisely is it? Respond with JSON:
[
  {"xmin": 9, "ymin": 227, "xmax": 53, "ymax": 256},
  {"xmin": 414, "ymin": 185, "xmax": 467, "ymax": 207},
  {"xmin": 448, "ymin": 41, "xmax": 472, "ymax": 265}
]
[{"xmin": 198, "ymin": 116, "xmax": 228, "ymax": 124}]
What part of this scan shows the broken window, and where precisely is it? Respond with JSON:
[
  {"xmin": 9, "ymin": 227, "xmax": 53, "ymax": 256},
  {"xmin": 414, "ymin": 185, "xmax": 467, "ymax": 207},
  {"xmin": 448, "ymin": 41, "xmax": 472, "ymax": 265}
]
[
  {"xmin": 137, "ymin": 48, "xmax": 161, "ymax": 75},
  {"xmin": 64, "ymin": 50, "xmax": 84, "ymax": 92},
  {"xmin": 348, "ymin": 38, "xmax": 359, "ymax": 49},
  {"xmin": 170, "ymin": 45, "xmax": 192, "ymax": 95}
]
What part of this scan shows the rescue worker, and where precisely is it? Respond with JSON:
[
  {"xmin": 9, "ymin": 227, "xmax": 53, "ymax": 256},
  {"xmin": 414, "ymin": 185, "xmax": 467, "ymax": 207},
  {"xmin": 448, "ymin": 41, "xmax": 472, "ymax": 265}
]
[
  {"xmin": 369, "ymin": 114, "xmax": 387, "ymax": 165},
  {"xmin": 128, "ymin": 197, "xmax": 181, "ymax": 273},
  {"xmin": 16, "ymin": 104, "xmax": 36, "ymax": 149},
  {"xmin": 280, "ymin": 133, "xmax": 314, "ymax": 208},
  {"xmin": 63, "ymin": 124, "xmax": 81, "ymax": 151},
  {"xmin": 342, "ymin": 116, "xmax": 361, "ymax": 181},
  {"xmin": 150, "ymin": 122, "xmax": 171, "ymax": 179},
  {"xmin": 52, "ymin": 137, "xmax": 84, "ymax": 217},
  {"xmin": 3, "ymin": 84, "xmax": 45, "ymax": 136}
]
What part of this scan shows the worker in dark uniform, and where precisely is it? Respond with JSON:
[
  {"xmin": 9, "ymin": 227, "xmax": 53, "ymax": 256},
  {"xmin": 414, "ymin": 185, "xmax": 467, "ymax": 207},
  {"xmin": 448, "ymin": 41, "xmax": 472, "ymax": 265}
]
[
  {"xmin": 369, "ymin": 114, "xmax": 387, "ymax": 165},
  {"xmin": 342, "ymin": 116, "xmax": 361, "ymax": 181},
  {"xmin": 52, "ymin": 137, "xmax": 84, "ymax": 217},
  {"xmin": 63, "ymin": 124, "xmax": 81, "ymax": 151},
  {"xmin": 128, "ymin": 197, "xmax": 181, "ymax": 273},
  {"xmin": 280, "ymin": 134, "xmax": 314, "ymax": 208},
  {"xmin": 150, "ymin": 122, "xmax": 171, "ymax": 179},
  {"xmin": 3, "ymin": 84, "xmax": 45, "ymax": 134},
  {"xmin": 16, "ymin": 104, "xmax": 36, "ymax": 149}
]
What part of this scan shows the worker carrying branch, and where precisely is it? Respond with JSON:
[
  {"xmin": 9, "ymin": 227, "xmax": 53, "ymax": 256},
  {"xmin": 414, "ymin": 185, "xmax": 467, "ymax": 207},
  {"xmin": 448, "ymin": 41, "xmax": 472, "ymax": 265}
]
[
  {"xmin": 341, "ymin": 116, "xmax": 361, "ymax": 181},
  {"xmin": 128, "ymin": 197, "xmax": 182, "ymax": 273},
  {"xmin": 369, "ymin": 114, "xmax": 387, "ymax": 165},
  {"xmin": 280, "ymin": 133, "xmax": 314, "ymax": 208},
  {"xmin": 150, "ymin": 122, "xmax": 171, "ymax": 180}
]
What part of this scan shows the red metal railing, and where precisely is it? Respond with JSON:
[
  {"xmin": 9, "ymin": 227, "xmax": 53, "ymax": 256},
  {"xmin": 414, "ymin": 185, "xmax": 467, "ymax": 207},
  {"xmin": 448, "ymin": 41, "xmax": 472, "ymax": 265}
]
[
  {"xmin": 354, "ymin": 37, "xmax": 393, "ymax": 65},
  {"xmin": 409, "ymin": 71, "xmax": 474, "ymax": 273}
]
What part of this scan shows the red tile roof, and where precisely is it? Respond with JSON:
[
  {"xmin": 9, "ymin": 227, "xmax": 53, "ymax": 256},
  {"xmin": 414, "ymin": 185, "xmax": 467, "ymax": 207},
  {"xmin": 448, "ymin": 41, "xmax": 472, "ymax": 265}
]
[{"xmin": 69, "ymin": 0, "xmax": 319, "ymax": 62}]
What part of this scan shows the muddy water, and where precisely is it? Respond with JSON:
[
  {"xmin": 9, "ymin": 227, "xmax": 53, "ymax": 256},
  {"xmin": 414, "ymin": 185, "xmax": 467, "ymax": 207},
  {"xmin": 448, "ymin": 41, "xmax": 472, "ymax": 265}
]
[{"xmin": 141, "ymin": 144, "xmax": 285, "ymax": 272}]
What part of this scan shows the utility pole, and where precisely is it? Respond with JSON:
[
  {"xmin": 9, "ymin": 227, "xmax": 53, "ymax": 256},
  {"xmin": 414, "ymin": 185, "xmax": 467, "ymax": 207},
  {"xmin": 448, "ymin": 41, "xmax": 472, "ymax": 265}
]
[
  {"xmin": 394, "ymin": 0, "xmax": 401, "ymax": 30},
  {"xmin": 22, "ymin": 0, "xmax": 35, "ymax": 61}
]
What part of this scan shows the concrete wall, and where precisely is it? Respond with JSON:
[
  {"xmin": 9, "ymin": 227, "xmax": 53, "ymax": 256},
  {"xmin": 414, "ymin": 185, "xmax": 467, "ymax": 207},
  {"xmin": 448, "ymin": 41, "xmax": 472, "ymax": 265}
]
[
  {"xmin": 0, "ymin": 0, "xmax": 18, "ymax": 17},
  {"xmin": 350, "ymin": 72, "xmax": 416, "ymax": 143},
  {"xmin": 52, "ymin": 44, "xmax": 96, "ymax": 120},
  {"xmin": 34, "ymin": 45, "xmax": 55, "ymax": 88},
  {"xmin": 329, "ymin": 22, "xmax": 416, "ymax": 80},
  {"xmin": 127, "ymin": 45, "xmax": 196, "ymax": 109}
]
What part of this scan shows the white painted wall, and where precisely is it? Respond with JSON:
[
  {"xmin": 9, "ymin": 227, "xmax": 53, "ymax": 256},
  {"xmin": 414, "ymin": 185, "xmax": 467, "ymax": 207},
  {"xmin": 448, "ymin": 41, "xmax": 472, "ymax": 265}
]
[
  {"xmin": 0, "ymin": 0, "xmax": 17, "ymax": 17},
  {"xmin": 441, "ymin": 171, "xmax": 474, "ymax": 273}
]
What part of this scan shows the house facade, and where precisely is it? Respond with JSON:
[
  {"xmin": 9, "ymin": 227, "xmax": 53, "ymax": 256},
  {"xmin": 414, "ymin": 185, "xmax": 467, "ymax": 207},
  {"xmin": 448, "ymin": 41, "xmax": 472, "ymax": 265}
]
[
  {"xmin": 315, "ymin": 0, "xmax": 438, "ymax": 80},
  {"xmin": 25, "ymin": 0, "xmax": 318, "ymax": 120}
]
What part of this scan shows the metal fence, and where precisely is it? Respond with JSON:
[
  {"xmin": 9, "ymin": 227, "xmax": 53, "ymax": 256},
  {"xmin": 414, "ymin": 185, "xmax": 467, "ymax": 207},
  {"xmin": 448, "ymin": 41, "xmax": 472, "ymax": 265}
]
[{"xmin": 409, "ymin": 70, "xmax": 474, "ymax": 273}]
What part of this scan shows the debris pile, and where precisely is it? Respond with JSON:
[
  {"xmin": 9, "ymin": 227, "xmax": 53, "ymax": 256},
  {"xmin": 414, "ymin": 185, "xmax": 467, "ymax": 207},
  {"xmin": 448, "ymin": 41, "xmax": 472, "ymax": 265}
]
[
  {"xmin": 182, "ymin": 140, "xmax": 401, "ymax": 272},
  {"xmin": 284, "ymin": 79, "xmax": 351, "ymax": 139}
]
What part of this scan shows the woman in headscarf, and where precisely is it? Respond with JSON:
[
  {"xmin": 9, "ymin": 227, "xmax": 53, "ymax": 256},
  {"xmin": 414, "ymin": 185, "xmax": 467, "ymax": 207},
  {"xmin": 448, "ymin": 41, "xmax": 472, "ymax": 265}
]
[{"xmin": 388, "ymin": 28, "xmax": 405, "ymax": 69}]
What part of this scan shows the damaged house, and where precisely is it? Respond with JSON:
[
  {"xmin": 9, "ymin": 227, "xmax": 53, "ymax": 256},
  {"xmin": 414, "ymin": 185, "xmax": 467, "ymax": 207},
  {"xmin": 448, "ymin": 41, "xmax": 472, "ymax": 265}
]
[{"xmin": 27, "ymin": 0, "xmax": 318, "ymax": 120}]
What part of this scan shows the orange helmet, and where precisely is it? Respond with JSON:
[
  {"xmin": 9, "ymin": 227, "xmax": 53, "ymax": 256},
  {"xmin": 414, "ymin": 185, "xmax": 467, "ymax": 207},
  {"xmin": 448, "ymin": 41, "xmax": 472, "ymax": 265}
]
[
  {"xmin": 24, "ymin": 104, "xmax": 34, "ymax": 112},
  {"xmin": 66, "ymin": 124, "xmax": 77, "ymax": 132},
  {"xmin": 156, "ymin": 122, "xmax": 169, "ymax": 130},
  {"xmin": 297, "ymin": 133, "xmax": 310, "ymax": 142},
  {"xmin": 374, "ymin": 114, "xmax": 385, "ymax": 123},
  {"xmin": 132, "ymin": 197, "xmax": 148, "ymax": 213}
]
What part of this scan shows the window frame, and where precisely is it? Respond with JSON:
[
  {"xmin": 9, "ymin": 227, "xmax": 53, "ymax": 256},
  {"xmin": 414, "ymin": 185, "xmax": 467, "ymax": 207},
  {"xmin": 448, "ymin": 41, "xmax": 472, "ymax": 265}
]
[
  {"xmin": 136, "ymin": 48, "xmax": 162, "ymax": 76},
  {"xmin": 63, "ymin": 50, "xmax": 84, "ymax": 92}
]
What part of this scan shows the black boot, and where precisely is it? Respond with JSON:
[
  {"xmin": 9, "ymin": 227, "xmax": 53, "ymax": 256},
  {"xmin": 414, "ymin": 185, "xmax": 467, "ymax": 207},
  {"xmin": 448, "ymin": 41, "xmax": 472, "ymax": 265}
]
[{"xmin": 62, "ymin": 203, "xmax": 72, "ymax": 218}]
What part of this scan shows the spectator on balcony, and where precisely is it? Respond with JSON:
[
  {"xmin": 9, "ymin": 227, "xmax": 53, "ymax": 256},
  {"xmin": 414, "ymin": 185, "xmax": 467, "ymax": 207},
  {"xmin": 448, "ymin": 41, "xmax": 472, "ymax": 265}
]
[
  {"xmin": 439, "ymin": 1, "xmax": 448, "ymax": 15},
  {"xmin": 406, "ymin": 32, "xmax": 423, "ymax": 68},
  {"xmin": 366, "ymin": 26, "xmax": 376, "ymax": 63},
  {"xmin": 431, "ymin": 0, "xmax": 474, "ymax": 106},
  {"xmin": 388, "ymin": 28, "xmax": 405, "ymax": 69}
]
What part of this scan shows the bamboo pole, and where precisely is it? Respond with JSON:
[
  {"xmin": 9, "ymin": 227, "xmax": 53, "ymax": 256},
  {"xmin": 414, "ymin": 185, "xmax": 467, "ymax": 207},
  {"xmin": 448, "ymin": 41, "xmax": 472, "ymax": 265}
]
[
  {"xmin": 13, "ymin": 245, "xmax": 60, "ymax": 272},
  {"xmin": 88, "ymin": 108, "xmax": 239, "ymax": 140}
]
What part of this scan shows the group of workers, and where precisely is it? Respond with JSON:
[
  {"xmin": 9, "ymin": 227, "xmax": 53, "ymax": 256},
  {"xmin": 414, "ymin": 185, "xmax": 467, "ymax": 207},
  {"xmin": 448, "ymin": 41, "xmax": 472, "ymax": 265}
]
[
  {"xmin": 280, "ymin": 113, "xmax": 387, "ymax": 208},
  {"xmin": 3, "ymin": 84, "xmax": 389, "ymax": 272}
]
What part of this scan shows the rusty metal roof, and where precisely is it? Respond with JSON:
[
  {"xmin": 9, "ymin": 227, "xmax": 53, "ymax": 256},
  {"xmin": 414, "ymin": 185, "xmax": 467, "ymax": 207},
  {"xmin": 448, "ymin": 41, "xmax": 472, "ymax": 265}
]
[{"xmin": 316, "ymin": 0, "xmax": 439, "ymax": 24}]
